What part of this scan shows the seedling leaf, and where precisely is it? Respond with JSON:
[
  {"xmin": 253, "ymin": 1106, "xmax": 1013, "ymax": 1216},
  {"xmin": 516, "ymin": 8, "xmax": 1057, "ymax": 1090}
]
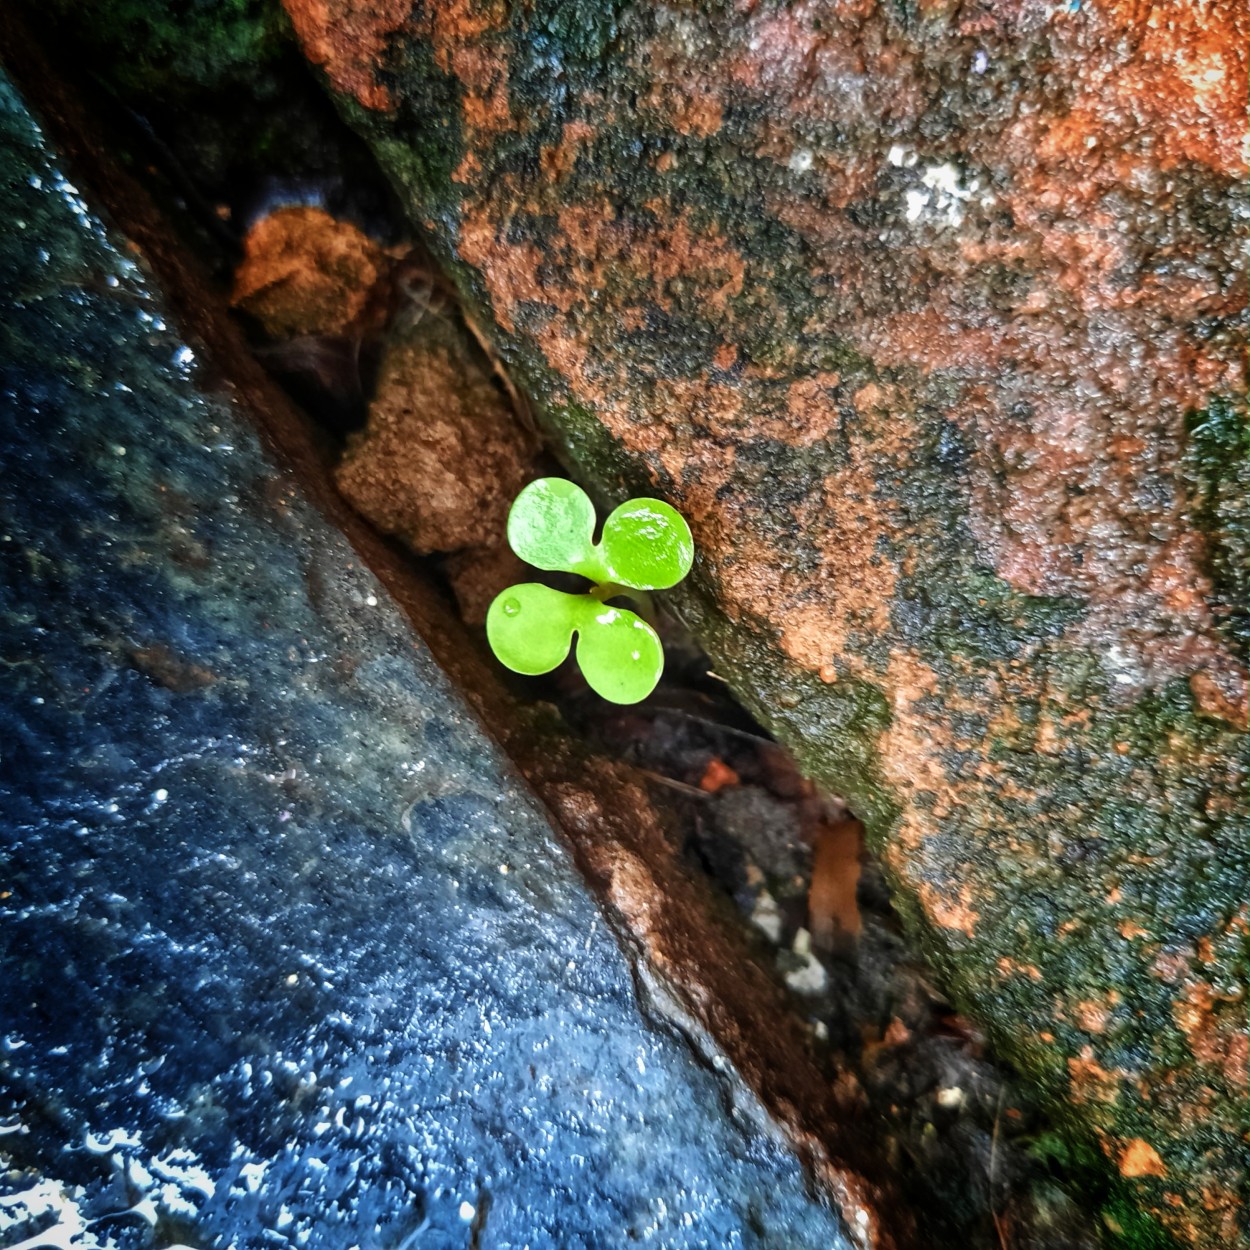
[
  {"xmin": 506, "ymin": 478, "xmax": 599, "ymax": 578},
  {"xmin": 485, "ymin": 582, "xmax": 579, "ymax": 675},
  {"xmin": 575, "ymin": 605, "xmax": 665, "ymax": 703},
  {"xmin": 601, "ymin": 498, "xmax": 694, "ymax": 590}
]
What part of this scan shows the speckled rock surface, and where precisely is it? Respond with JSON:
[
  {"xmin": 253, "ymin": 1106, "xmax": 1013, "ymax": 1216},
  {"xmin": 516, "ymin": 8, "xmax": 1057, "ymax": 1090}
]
[
  {"xmin": 0, "ymin": 73, "xmax": 857, "ymax": 1250},
  {"xmin": 231, "ymin": 204, "xmax": 389, "ymax": 338},
  {"xmin": 336, "ymin": 307, "xmax": 534, "ymax": 615},
  {"xmin": 280, "ymin": 3, "xmax": 1249, "ymax": 1245}
]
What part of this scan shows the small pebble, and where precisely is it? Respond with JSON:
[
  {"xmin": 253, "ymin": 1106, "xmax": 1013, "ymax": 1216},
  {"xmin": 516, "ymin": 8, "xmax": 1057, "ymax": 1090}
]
[{"xmin": 783, "ymin": 948, "xmax": 828, "ymax": 996}]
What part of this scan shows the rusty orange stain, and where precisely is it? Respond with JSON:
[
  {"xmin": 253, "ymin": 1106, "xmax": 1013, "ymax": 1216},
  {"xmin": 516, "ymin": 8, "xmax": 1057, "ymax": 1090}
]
[
  {"xmin": 783, "ymin": 374, "xmax": 843, "ymax": 446},
  {"xmin": 918, "ymin": 882, "xmax": 980, "ymax": 938},
  {"xmin": 1036, "ymin": 1, "xmax": 1248, "ymax": 179},
  {"xmin": 1173, "ymin": 977, "xmax": 1249, "ymax": 1089},
  {"xmin": 699, "ymin": 758, "xmax": 740, "ymax": 793},
  {"xmin": 997, "ymin": 957, "xmax": 1043, "ymax": 981},
  {"xmin": 1074, "ymin": 994, "xmax": 1118, "ymax": 1035},
  {"xmin": 1119, "ymin": 1138, "xmax": 1168, "ymax": 1179},
  {"xmin": 539, "ymin": 121, "xmax": 596, "ymax": 183},
  {"xmin": 878, "ymin": 652, "xmax": 950, "ymax": 853},
  {"xmin": 1068, "ymin": 1046, "xmax": 1123, "ymax": 1105},
  {"xmin": 645, "ymin": 83, "xmax": 724, "ymax": 137},
  {"xmin": 282, "ymin": 0, "xmax": 411, "ymax": 110},
  {"xmin": 809, "ymin": 815, "xmax": 864, "ymax": 949},
  {"xmin": 1189, "ymin": 671, "xmax": 1250, "ymax": 729}
]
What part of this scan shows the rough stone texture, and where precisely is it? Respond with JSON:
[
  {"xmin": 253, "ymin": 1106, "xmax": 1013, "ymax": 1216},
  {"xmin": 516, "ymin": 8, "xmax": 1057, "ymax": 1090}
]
[
  {"xmin": 228, "ymin": 203, "xmax": 534, "ymax": 623},
  {"xmin": 0, "ymin": 71, "xmax": 861, "ymax": 1250},
  {"xmin": 336, "ymin": 307, "xmax": 535, "ymax": 601},
  {"xmin": 281, "ymin": 2, "xmax": 1250, "ymax": 1245},
  {"xmin": 232, "ymin": 204, "xmax": 390, "ymax": 337}
]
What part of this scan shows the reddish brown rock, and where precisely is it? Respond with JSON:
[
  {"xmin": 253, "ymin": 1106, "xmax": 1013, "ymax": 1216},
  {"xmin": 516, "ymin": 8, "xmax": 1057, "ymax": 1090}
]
[
  {"xmin": 336, "ymin": 307, "xmax": 535, "ymax": 616},
  {"xmin": 285, "ymin": 2, "xmax": 1248, "ymax": 1244},
  {"xmin": 231, "ymin": 208, "xmax": 435, "ymax": 484},
  {"xmin": 231, "ymin": 204, "xmax": 388, "ymax": 339},
  {"xmin": 229, "ymin": 203, "xmax": 536, "ymax": 621}
]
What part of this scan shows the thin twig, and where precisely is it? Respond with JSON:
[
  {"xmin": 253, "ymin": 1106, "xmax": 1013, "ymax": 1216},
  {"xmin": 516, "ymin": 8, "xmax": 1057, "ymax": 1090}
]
[
  {"xmin": 635, "ymin": 768, "xmax": 710, "ymax": 799},
  {"xmin": 637, "ymin": 704, "xmax": 775, "ymax": 746},
  {"xmin": 989, "ymin": 1085, "xmax": 1009, "ymax": 1250}
]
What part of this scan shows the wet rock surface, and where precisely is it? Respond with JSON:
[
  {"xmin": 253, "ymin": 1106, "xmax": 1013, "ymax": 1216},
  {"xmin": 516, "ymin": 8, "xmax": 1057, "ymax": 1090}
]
[
  {"xmin": 0, "ymin": 73, "xmax": 860, "ymax": 1250},
  {"xmin": 280, "ymin": 3, "xmax": 1250, "ymax": 1243}
]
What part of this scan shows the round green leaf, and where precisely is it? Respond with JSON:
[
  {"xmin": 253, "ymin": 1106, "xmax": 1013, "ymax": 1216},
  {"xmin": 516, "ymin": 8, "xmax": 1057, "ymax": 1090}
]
[
  {"xmin": 600, "ymin": 498, "xmax": 694, "ymax": 590},
  {"xmin": 486, "ymin": 582, "xmax": 579, "ymax": 675},
  {"xmin": 507, "ymin": 478, "xmax": 598, "ymax": 574},
  {"xmin": 574, "ymin": 603, "xmax": 664, "ymax": 704}
]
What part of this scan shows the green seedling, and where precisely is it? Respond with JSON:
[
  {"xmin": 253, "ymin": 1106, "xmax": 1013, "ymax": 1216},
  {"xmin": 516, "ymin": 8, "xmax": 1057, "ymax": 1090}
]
[{"xmin": 486, "ymin": 477, "xmax": 694, "ymax": 704}]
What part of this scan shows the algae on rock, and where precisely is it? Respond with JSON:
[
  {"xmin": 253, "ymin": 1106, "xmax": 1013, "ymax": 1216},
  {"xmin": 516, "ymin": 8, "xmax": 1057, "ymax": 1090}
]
[{"xmin": 278, "ymin": 2, "xmax": 1250, "ymax": 1245}]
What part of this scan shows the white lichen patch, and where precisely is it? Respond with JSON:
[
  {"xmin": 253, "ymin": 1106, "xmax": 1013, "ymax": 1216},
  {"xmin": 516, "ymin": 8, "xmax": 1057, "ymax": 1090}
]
[
  {"xmin": 783, "ymin": 952, "xmax": 828, "ymax": 996},
  {"xmin": 749, "ymin": 890, "xmax": 783, "ymax": 944},
  {"xmin": 782, "ymin": 930, "xmax": 828, "ymax": 995},
  {"xmin": 788, "ymin": 147, "xmax": 814, "ymax": 174},
  {"xmin": 898, "ymin": 159, "xmax": 990, "ymax": 228}
]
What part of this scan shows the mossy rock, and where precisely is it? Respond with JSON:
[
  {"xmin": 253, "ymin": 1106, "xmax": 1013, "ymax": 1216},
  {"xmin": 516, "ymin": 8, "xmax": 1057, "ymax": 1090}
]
[
  {"xmin": 40, "ymin": 0, "xmax": 288, "ymax": 98},
  {"xmin": 279, "ymin": 2, "xmax": 1249, "ymax": 1245}
]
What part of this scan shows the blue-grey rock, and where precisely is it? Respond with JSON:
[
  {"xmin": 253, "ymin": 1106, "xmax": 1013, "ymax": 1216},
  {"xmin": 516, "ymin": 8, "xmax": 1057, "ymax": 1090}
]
[{"xmin": 0, "ymin": 73, "xmax": 853, "ymax": 1250}]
